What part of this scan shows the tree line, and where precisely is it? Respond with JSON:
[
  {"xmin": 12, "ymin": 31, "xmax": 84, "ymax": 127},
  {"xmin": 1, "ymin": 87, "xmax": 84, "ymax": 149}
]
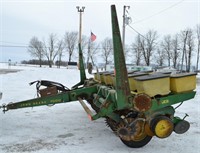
[
  {"xmin": 130, "ymin": 25, "xmax": 200, "ymax": 72},
  {"xmin": 28, "ymin": 32, "xmax": 113, "ymax": 70},
  {"xmin": 28, "ymin": 24, "xmax": 200, "ymax": 72}
]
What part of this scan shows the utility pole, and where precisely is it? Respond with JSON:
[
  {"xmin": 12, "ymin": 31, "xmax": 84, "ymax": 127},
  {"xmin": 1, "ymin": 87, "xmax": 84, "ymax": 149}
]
[
  {"xmin": 122, "ymin": 5, "xmax": 130, "ymax": 51},
  {"xmin": 76, "ymin": 6, "xmax": 85, "ymax": 44}
]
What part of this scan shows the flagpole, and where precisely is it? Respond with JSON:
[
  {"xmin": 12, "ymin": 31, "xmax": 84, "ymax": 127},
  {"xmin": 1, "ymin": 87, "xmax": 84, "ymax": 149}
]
[
  {"xmin": 89, "ymin": 33, "xmax": 94, "ymax": 66},
  {"xmin": 87, "ymin": 38, "xmax": 91, "ymax": 68},
  {"xmin": 89, "ymin": 33, "xmax": 100, "ymax": 80}
]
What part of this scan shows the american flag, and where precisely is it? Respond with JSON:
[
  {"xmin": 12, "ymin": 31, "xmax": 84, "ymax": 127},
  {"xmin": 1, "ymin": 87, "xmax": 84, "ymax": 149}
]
[{"xmin": 90, "ymin": 32, "xmax": 96, "ymax": 42}]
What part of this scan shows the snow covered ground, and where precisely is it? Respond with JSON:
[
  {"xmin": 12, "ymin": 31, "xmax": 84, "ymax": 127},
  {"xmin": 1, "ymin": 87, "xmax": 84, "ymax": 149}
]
[{"xmin": 0, "ymin": 64, "xmax": 199, "ymax": 153}]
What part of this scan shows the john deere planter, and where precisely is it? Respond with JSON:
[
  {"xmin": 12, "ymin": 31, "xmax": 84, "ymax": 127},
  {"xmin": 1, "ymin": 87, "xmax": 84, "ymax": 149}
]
[{"xmin": 0, "ymin": 5, "xmax": 197, "ymax": 148}]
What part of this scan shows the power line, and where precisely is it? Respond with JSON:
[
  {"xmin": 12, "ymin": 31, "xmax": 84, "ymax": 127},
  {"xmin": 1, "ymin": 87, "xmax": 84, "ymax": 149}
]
[
  {"xmin": 127, "ymin": 25, "xmax": 160, "ymax": 46},
  {"xmin": 127, "ymin": 25, "xmax": 148, "ymax": 40},
  {"xmin": 133, "ymin": 0, "xmax": 185, "ymax": 24},
  {"xmin": 0, "ymin": 44, "xmax": 133, "ymax": 50},
  {"xmin": 0, "ymin": 45, "xmax": 28, "ymax": 48},
  {"xmin": 0, "ymin": 41, "xmax": 28, "ymax": 46},
  {"xmin": 127, "ymin": 1, "xmax": 185, "ymax": 44},
  {"xmin": 0, "ymin": 45, "xmax": 52, "ymax": 49}
]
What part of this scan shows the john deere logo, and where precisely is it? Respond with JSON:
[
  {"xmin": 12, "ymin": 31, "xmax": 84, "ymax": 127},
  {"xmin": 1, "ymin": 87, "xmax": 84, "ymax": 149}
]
[{"xmin": 161, "ymin": 99, "xmax": 169, "ymax": 105}]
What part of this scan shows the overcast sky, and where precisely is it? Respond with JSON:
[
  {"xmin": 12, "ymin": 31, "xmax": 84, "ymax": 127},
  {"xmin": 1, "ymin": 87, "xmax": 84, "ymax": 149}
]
[{"xmin": 0, "ymin": 0, "xmax": 199, "ymax": 63}]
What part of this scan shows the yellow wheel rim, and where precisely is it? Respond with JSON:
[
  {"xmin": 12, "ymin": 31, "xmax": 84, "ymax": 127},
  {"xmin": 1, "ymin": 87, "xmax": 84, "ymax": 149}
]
[
  {"xmin": 131, "ymin": 120, "xmax": 147, "ymax": 142},
  {"xmin": 155, "ymin": 119, "xmax": 173, "ymax": 138}
]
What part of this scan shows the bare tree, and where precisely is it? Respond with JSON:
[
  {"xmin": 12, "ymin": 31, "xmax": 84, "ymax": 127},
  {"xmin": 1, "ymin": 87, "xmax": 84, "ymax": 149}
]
[
  {"xmin": 86, "ymin": 40, "xmax": 91, "ymax": 68},
  {"xmin": 180, "ymin": 29, "xmax": 195, "ymax": 72},
  {"xmin": 64, "ymin": 31, "xmax": 78, "ymax": 62},
  {"xmin": 28, "ymin": 36, "xmax": 44, "ymax": 67},
  {"xmin": 101, "ymin": 37, "xmax": 113, "ymax": 70},
  {"xmin": 161, "ymin": 35, "xmax": 172, "ymax": 66},
  {"xmin": 57, "ymin": 39, "xmax": 65, "ymax": 68},
  {"xmin": 140, "ymin": 30, "xmax": 158, "ymax": 66},
  {"xmin": 43, "ymin": 33, "xmax": 59, "ymax": 68},
  {"xmin": 180, "ymin": 30, "xmax": 188, "ymax": 72},
  {"xmin": 186, "ymin": 29, "xmax": 195, "ymax": 72},
  {"xmin": 124, "ymin": 44, "xmax": 130, "ymax": 62},
  {"xmin": 155, "ymin": 48, "xmax": 165, "ymax": 66},
  {"xmin": 89, "ymin": 41, "xmax": 99, "ymax": 66},
  {"xmin": 196, "ymin": 24, "xmax": 200, "ymax": 71},
  {"xmin": 131, "ymin": 34, "xmax": 142, "ymax": 65},
  {"xmin": 171, "ymin": 34, "xmax": 180, "ymax": 69}
]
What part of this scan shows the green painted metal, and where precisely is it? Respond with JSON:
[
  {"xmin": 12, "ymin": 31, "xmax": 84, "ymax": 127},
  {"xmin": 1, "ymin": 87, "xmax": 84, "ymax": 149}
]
[
  {"xmin": 5, "ymin": 85, "xmax": 98, "ymax": 111},
  {"xmin": 0, "ymin": 5, "xmax": 197, "ymax": 147},
  {"xmin": 150, "ymin": 91, "xmax": 196, "ymax": 111},
  {"xmin": 1, "ymin": 5, "xmax": 197, "ymax": 123},
  {"xmin": 146, "ymin": 106, "xmax": 175, "ymax": 119},
  {"xmin": 6, "ymin": 93, "xmax": 70, "ymax": 111},
  {"xmin": 69, "ymin": 85, "xmax": 98, "ymax": 101},
  {"xmin": 173, "ymin": 116, "xmax": 183, "ymax": 124},
  {"xmin": 92, "ymin": 101, "xmax": 116, "ymax": 120},
  {"xmin": 72, "ymin": 43, "xmax": 86, "ymax": 89},
  {"xmin": 111, "ymin": 5, "xmax": 132, "ymax": 110}
]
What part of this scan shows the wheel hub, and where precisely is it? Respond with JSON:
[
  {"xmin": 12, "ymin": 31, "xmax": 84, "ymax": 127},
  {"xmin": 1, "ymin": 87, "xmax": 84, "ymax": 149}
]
[
  {"xmin": 116, "ymin": 118, "xmax": 147, "ymax": 142},
  {"xmin": 118, "ymin": 127, "xmax": 130, "ymax": 136},
  {"xmin": 150, "ymin": 116, "xmax": 174, "ymax": 138}
]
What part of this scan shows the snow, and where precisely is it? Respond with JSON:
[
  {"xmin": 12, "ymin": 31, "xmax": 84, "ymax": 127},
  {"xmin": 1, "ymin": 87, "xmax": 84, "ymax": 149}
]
[{"xmin": 0, "ymin": 64, "xmax": 200, "ymax": 153}]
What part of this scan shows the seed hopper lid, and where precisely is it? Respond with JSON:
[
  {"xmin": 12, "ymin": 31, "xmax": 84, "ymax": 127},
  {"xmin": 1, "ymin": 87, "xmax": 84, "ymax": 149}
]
[
  {"xmin": 135, "ymin": 74, "xmax": 170, "ymax": 81},
  {"xmin": 128, "ymin": 72, "xmax": 148, "ymax": 77},
  {"xmin": 170, "ymin": 72, "xmax": 197, "ymax": 78},
  {"xmin": 103, "ymin": 72, "xmax": 114, "ymax": 75}
]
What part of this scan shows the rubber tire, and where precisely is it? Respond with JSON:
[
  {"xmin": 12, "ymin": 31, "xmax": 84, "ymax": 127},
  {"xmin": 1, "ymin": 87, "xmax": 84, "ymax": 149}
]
[
  {"xmin": 150, "ymin": 116, "xmax": 173, "ymax": 138},
  {"xmin": 120, "ymin": 135, "xmax": 152, "ymax": 148}
]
